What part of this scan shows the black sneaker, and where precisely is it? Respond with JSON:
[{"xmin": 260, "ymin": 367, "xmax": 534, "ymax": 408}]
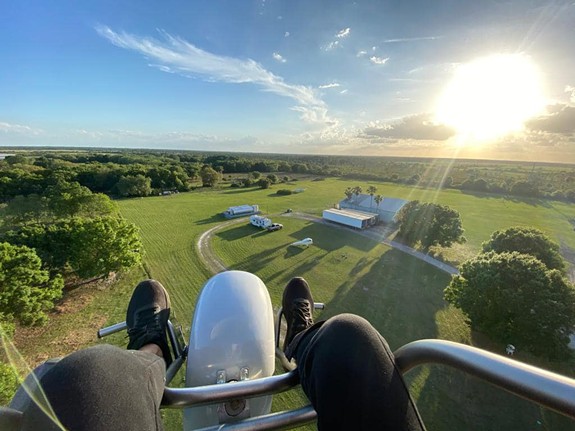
[
  {"xmin": 126, "ymin": 280, "xmax": 172, "ymax": 366},
  {"xmin": 282, "ymin": 277, "xmax": 314, "ymax": 353}
]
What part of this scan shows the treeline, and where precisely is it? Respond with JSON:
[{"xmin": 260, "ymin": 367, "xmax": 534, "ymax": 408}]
[{"xmin": 3, "ymin": 150, "xmax": 574, "ymax": 202}]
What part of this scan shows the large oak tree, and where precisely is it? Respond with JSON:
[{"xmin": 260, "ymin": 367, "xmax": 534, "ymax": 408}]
[
  {"xmin": 445, "ymin": 251, "xmax": 575, "ymax": 357},
  {"xmin": 396, "ymin": 201, "xmax": 465, "ymax": 250}
]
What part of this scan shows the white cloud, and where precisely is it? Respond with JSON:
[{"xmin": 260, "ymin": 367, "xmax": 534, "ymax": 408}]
[
  {"xmin": 566, "ymin": 85, "xmax": 575, "ymax": 104},
  {"xmin": 370, "ymin": 56, "xmax": 389, "ymax": 65},
  {"xmin": 362, "ymin": 113, "xmax": 456, "ymax": 141},
  {"xmin": 272, "ymin": 52, "xmax": 286, "ymax": 63},
  {"xmin": 324, "ymin": 40, "xmax": 340, "ymax": 51},
  {"xmin": 336, "ymin": 28, "xmax": 351, "ymax": 39},
  {"xmin": 357, "ymin": 50, "xmax": 367, "ymax": 57},
  {"xmin": 324, "ymin": 27, "xmax": 351, "ymax": 51},
  {"xmin": 382, "ymin": 36, "xmax": 441, "ymax": 43},
  {"xmin": 0, "ymin": 122, "xmax": 43, "ymax": 135},
  {"xmin": 284, "ymin": 31, "xmax": 290, "ymax": 37},
  {"xmin": 96, "ymin": 25, "xmax": 333, "ymax": 125},
  {"xmin": 319, "ymin": 83, "xmax": 340, "ymax": 89},
  {"xmin": 340, "ymin": 89, "xmax": 348, "ymax": 94}
]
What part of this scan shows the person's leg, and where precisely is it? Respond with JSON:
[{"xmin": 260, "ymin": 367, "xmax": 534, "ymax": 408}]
[
  {"xmin": 282, "ymin": 277, "xmax": 426, "ymax": 431},
  {"xmin": 13, "ymin": 279, "xmax": 172, "ymax": 431},
  {"xmin": 18, "ymin": 345, "xmax": 166, "ymax": 431},
  {"xmin": 294, "ymin": 314, "xmax": 426, "ymax": 430}
]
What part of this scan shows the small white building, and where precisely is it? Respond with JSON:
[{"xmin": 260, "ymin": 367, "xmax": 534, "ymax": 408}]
[
  {"xmin": 250, "ymin": 215, "xmax": 272, "ymax": 228},
  {"xmin": 322, "ymin": 208, "xmax": 378, "ymax": 229}
]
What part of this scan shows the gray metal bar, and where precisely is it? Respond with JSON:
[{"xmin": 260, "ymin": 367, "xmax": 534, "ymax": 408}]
[
  {"xmin": 165, "ymin": 352, "xmax": 186, "ymax": 385},
  {"xmin": 194, "ymin": 406, "xmax": 317, "ymax": 431},
  {"xmin": 162, "ymin": 370, "xmax": 300, "ymax": 408},
  {"xmin": 394, "ymin": 339, "xmax": 575, "ymax": 419},
  {"xmin": 97, "ymin": 321, "xmax": 127, "ymax": 338}
]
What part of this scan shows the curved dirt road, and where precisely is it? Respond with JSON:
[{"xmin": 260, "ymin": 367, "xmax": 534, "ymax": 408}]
[{"xmin": 196, "ymin": 218, "xmax": 246, "ymax": 274}]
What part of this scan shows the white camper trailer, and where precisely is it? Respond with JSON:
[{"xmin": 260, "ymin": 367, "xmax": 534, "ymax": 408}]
[{"xmin": 250, "ymin": 215, "xmax": 272, "ymax": 229}]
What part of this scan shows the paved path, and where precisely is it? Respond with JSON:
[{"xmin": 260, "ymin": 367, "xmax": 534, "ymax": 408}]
[{"xmin": 196, "ymin": 212, "xmax": 459, "ymax": 277}]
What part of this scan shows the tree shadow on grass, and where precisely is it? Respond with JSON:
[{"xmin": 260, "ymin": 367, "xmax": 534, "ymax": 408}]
[
  {"xmin": 216, "ymin": 224, "xmax": 259, "ymax": 241},
  {"xmin": 324, "ymin": 248, "xmax": 450, "ymax": 349},
  {"xmin": 226, "ymin": 244, "xmax": 287, "ymax": 274},
  {"xmin": 459, "ymin": 189, "xmax": 553, "ymax": 208},
  {"xmin": 221, "ymin": 188, "xmax": 259, "ymax": 195},
  {"xmin": 195, "ymin": 214, "xmax": 227, "ymax": 225}
]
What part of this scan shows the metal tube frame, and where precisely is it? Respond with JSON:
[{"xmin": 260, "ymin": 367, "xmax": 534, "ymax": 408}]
[{"xmin": 99, "ymin": 320, "xmax": 575, "ymax": 430}]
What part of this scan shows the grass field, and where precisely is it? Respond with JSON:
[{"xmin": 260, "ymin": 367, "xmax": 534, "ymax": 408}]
[{"xmin": 11, "ymin": 177, "xmax": 575, "ymax": 430}]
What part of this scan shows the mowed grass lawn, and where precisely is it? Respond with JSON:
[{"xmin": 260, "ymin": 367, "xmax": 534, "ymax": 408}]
[{"xmin": 114, "ymin": 178, "xmax": 575, "ymax": 431}]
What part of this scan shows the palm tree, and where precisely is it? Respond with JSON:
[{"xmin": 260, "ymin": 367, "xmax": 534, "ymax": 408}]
[
  {"xmin": 374, "ymin": 194, "xmax": 383, "ymax": 209},
  {"xmin": 367, "ymin": 185, "xmax": 377, "ymax": 207},
  {"xmin": 353, "ymin": 186, "xmax": 363, "ymax": 201},
  {"xmin": 344, "ymin": 187, "xmax": 353, "ymax": 200}
]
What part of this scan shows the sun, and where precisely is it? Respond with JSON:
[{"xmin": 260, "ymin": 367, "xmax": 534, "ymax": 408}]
[{"xmin": 435, "ymin": 54, "xmax": 546, "ymax": 141}]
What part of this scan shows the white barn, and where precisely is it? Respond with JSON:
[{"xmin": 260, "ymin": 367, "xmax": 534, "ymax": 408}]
[
  {"xmin": 323, "ymin": 208, "xmax": 378, "ymax": 229},
  {"xmin": 339, "ymin": 194, "xmax": 407, "ymax": 223}
]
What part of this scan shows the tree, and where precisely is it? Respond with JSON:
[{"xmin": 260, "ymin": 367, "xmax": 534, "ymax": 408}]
[
  {"xmin": 374, "ymin": 194, "xmax": 383, "ymax": 208},
  {"xmin": 367, "ymin": 186, "xmax": 377, "ymax": 207},
  {"xmin": 482, "ymin": 227, "xmax": 565, "ymax": 272},
  {"xmin": 115, "ymin": 175, "xmax": 152, "ymax": 197},
  {"xmin": 251, "ymin": 171, "xmax": 262, "ymax": 180},
  {"xmin": 352, "ymin": 186, "xmax": 363, "ymax": 200},
  {"xmin": 266, "ymin": 174, "xmax": 278, "ymax": 184},
  {"xmin": 0, "ymin": 242, "xmax": 63, "ymax": 325},
  {"xmin": 2, "ymin": 217, "xmax": 142, "ymax": 280},
  {"xmin": 444, "ymin": 251, "xmax": 575, "ymax": 357},
  {"xmin": 44, "ymin": 181, "xmax": 117, "ymax": 218},
  {"xmin": 1, "ymin": 194, "xmax": 47, "ymax": 225},
  {"xmin": 257, "ymin": 178, "xmax": 271, "ymax": 189},
  {"xmin": 68, "ymin": 217, "xmax": 143, "ymax": 279},
  {"xmin": 511, "ymin": 181, "xmax": 540, "ymax": 197},
  {"xmin": 396, "ymin": 201, "xmax": 465, "ymax": 250},
  {"xmin": 344, "ymin": 187, "xmax": 354, "ymax": 200},
  {"xmin": 200, "ymin": 166, "xmax": 221, "ymax": 187}
]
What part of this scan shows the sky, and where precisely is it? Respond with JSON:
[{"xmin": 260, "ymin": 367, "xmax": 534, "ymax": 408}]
[{"xmin": 1, "ymin": 0, "xmax": 575, "ymax": 162}]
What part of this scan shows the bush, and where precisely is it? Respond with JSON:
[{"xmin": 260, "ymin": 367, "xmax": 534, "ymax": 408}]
[
  {"xmin": 0, "ymin": 361, "xmax": 19, "ymax": 405},
  {"xmin": 276, "ymin": 189, "xmax": 293, "ymax": 195}
]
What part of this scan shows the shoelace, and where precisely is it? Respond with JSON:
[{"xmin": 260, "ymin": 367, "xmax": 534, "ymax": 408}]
[
  {"xmin": 128, "ymin": 308, "xmax": 163, "ymax": 338},
  {"xmin": 291, "ymin": 298, "xmax": 313, "ymax": 331}
]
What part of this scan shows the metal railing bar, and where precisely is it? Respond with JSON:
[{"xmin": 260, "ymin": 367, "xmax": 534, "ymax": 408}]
[
  {"xmin": 394, "ymin": 339, "xmax": 575, "ymax": 419},
  {"xmin": 193, "ymin": 406, "xmax": 317, "ymax": 431},
  {"xmin": 162, "ymin": 370, "xmax": 300, "ymax": 408}
]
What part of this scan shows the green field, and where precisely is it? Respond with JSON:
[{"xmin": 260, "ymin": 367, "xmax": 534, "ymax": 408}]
[
  {"xmin": 12, "ymin": 177, "xmax": 575, "ymax": 430},
  {"xmin": 115, "ymin": 178, "xmax": 575, "ymax": 430}
]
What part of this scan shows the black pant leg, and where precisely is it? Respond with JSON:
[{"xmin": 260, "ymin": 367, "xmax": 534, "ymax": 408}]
[
  {"xmin": 17, "ymin": 344, "xmax": 166, "ymax": 431},
  {"xmin": 294, "ymin": 314, "xmax": 426, "ymax": 431}
]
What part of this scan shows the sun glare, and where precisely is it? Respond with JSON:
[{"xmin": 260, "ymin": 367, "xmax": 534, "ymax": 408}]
[{"xmin": 435, "ymin": 54, "xmax": 546, "ymax": 141}]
